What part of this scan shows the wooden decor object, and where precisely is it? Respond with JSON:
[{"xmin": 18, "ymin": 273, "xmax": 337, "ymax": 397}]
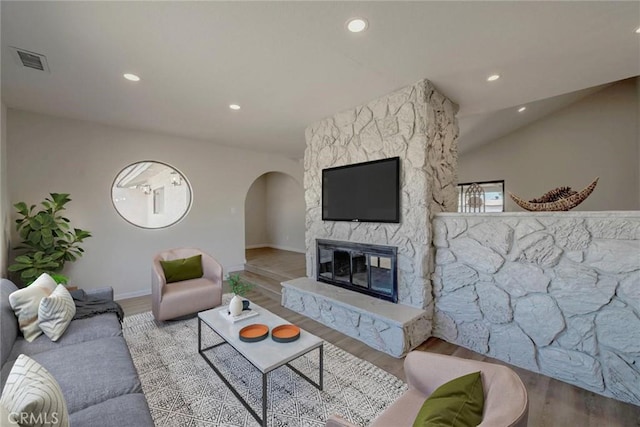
[{"xmin": 509, "ymin": 177, "xmax": 599, "ymax": 211}]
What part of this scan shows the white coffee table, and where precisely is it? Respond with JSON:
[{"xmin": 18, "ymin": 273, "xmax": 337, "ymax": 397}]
[{"xmin": 198, "ymin": 302, "xmax": 324, "ymax": 426}]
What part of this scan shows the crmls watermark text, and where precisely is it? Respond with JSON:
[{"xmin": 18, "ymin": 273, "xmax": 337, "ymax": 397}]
[{"xmin": 9, "ymin": 411, "xmax": 60, "ymax": 424}]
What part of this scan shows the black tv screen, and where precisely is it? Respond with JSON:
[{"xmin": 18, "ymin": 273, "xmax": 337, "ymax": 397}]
[{"xmin": 322, "ymin": 157, "xmax": 400, "ymax": 223}]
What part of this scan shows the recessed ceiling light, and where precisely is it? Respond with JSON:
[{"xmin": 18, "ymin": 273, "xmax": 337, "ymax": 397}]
[
  {"xmin": 123, "ymin": 73, "xmax": 140, "ymax": 82},
  {"xmin": 636, "ymin": 26, "xmax": 640, "ymax": 34},
  {"xmin": 518, "ymin": 106, "xmax": 527, "ymax": 113},
  {"xmin": 229, "ymin": 104, "xmax": 241, "ymax": 110},
  {"xmin": 487, "ymin": 74, "xmax": 500, "ymax": 82},
  {"xmin": 346, "ymin": 18, "xmax": 368, "ymax": 33}
]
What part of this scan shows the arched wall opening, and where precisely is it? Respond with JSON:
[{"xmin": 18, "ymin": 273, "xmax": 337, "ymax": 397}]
[{"xmin": 244, "ymin": 172, "xmax": 305, "ymax": 253}]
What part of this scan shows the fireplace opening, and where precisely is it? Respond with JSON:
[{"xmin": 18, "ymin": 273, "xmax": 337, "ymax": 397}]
[{"xmin": 317, "ymin": 239, "xmax": 398, "ymax": 303}]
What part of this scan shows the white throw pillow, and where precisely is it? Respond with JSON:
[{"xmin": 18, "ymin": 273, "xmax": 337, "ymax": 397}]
[
  {"xmin": 8, "ymin": 274, "xmax": 57, "ymax": 342},
  {"xmin": 0, "ymin": 354, "xmax": 69, "ymax": 427},
  {"xmin": 38, "ymin": 285, "xmax": 76, "ymax": 342}
]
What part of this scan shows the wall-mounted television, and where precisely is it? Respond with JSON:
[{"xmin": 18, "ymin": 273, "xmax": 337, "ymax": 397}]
[{"xmin": 322, "ymin": 157, "xmax": 400, "ymax": 223}]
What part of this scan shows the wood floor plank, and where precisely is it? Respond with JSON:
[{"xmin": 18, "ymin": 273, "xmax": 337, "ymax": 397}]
[{"xmin": 118, "ymin": 248, "xmax": 640, "ymax": 426}]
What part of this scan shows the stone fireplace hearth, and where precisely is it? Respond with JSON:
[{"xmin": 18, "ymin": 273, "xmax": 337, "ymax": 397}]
[{"xmin": 282, "ymin": 277, "xmax": 430, "ymax": 357}]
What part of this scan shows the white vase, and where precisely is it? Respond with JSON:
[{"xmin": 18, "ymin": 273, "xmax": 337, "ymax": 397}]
[{"xmin": 229, "ymin": 294, "xmax": 243, "ymax": 317}]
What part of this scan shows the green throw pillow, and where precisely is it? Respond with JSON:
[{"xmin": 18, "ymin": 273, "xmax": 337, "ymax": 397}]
[
  {"xmin": 160, "ymin": 255, "xmax": 204, "ymax": 283},
  {"xmin": 412, "ymin": 371, "xmax": 484, "ymax": 427}
]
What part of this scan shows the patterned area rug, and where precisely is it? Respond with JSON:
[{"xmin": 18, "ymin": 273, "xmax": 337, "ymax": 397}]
[{"xmin": 123, "ymin": 310, "xmax": 407, "ymax": 427}]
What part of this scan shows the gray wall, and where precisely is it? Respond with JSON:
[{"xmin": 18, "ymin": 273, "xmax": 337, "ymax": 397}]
[
  {"xmin": 244, "ymin": 174, "xmax": 268, "ymax": 248},
  {"xmin": 265, "ymin": 172, "xmax": 305, "ymax": 253},
  {"xmin": 459, "ymin": 78, "xmax": 639, "ymax": 211},
  {"xmin": 6, "ymin": 109, "xmax": 303, "ymax": 298},
  {"xmin": 0, "ymin": 103, "xmax": 8, "ymax": 277}
]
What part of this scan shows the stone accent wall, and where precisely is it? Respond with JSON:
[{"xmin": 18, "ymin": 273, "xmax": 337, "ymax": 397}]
[
  {"xmin": 433, "ymin": 212, "xmax": 640, "ymax": 406},
  {"xmin": 304, "ymin": 79, "xmax": 459, "ymax": 310}
]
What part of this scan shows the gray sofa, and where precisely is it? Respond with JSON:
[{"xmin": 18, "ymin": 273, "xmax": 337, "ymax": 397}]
[{"xmin": 0, "ymin": 278, "xmax": 154, "ymax": 426}]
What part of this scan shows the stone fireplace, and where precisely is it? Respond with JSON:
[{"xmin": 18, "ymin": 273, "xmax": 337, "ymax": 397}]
[
  {"xmin": 282, "ymin": 79, "xmax": 459, "ymax": 357},
  {"xmin": 302, "ymin": 78, "xmax": 458, "ymax": 311}
]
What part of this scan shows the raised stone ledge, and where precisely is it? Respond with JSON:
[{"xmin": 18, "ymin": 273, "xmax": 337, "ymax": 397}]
[
  {"xmin": 432, "ymin": 212, "xmax": 640, "ymax": 406},
  {"xmin": 281, "ymin": 277, "xmax": 430, "ymax": 357}
]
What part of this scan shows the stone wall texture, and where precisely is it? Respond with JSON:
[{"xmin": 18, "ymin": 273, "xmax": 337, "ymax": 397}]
[
  {"xmin": 433, "ymin": 212, "xmax": 640, "ymax": 405},
  {"xmin": 304, "ymin": 79, "xmax": 459, "ymax": 310},
  {"xmin": 282, "ymin": 279, "xmax": 431, "ymax": 357}
]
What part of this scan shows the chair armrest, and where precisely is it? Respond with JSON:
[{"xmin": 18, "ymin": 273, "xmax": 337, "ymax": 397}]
[
  {"xmin": 151, "ymin": 259, "xmax": 166, "ymax": 300},
  {"xmin": 200, "ymin": 252, "xmax": 223, "ymax": 286},
  {"xmin": 404, "ymin": 351, "xmax": 486, "ymax": 396},
  {"xmin": 325, "ymin": 415, "xmax": 359, "ymax": 427},
  {"xmin": 85, "ymin": 287, "xmax": 114, "ymax": 301}
]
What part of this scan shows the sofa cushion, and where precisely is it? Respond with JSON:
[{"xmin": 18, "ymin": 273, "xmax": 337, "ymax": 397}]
[
  {"xmin": 412, "ymin": 371, "xmax": 484, "ymax": 427},
  {"xmin": 7, "ymin": 313, "xmax": 122, "ymax": 361},
  {"xmin": 69, "ymin": 393, "xmax": 153, "ymax": 425},
  {"xmin": 0, "ymin": 354, "xmax": 70, "ymax": 427},
  {"xmin": 2, "ymin": 336, "xmax": 141, "ymax": 414},
  {"xmin": 160, "ymin": 254, "xmax": 203, "ymax": 283},
  {"xmin": 38, "ymin": 285, "xmax": 76, "ymax": 342},
  {"xmin": 8, "ymin": 274, "xmax": 57, "ymax": 342},
  {"xmin": 0, "ymin": 280, "xmax": 19, "ymax": 367}
]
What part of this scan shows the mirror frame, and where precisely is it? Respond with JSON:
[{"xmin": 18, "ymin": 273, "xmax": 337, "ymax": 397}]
[{"xmin": 111, "ymin": 160, "xmax": 193, "ymax": 229}]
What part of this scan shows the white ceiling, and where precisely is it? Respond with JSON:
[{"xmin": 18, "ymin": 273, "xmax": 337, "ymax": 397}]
[{"xmin": 2, "ymin": 1, "xmax": 639, "ymax": 158}]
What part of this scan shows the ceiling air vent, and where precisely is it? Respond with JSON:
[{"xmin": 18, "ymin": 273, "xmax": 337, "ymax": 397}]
[{"xmin": 10, "ymin": 47, "xmax": 50, "ymax": 72}]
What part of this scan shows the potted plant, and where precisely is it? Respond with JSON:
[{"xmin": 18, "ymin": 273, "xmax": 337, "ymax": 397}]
[
  {"xmin": 8, "ymin": 193, "xmax": 92, "ymax": 286},
  {"xmin": 227, "ymin": 273, "xmax": 253, "ymax": 316}
]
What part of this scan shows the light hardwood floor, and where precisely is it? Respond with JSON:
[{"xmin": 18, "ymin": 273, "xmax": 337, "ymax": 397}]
[{"xmin": 120, "ymin": 248, "xmax": 640, "ymax": 427}]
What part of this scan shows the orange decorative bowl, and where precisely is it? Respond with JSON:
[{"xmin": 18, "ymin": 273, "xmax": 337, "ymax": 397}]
[
  {"xmin": 239, "ymin": 324, "xmax": 269, "ymax": 342},
  {"xmin": 271, "ymin": 324, "xmax": 301, "ymax": 343}
]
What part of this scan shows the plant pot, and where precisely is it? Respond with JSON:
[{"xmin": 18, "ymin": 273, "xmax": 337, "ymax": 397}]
[{"xmin": 229, "ymin": 294, "xmax": 243, "ymax": 317}]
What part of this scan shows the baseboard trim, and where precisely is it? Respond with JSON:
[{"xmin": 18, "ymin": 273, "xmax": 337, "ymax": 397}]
[
  {"xmin": 115, "ymin": 289, "xmax": 151, "ymax": 301},
  {"xmin": 226, "ymin": 264, "xmax": 246, "ymax": 277},
  {"xmin": 266, "ymin": 244, "xmax": 305, "ymax": 254},
  {"xmin": 245, "ymin": 244, "xmax": 269, "ymax": 249},
  {"xmin": 245, "ymin": 244, "xmax": 305, "ymax": 254}
]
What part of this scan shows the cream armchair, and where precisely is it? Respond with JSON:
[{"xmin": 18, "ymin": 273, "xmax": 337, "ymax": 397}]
[
  {"xmin": 327, "ymin": 351, "xmax": 528, "ymax": 427},
  {"xmin": 152, "ymin": 248, "xmax": 223, "ymax": 321}
]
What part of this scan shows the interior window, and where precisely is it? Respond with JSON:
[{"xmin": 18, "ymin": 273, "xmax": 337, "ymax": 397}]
[{"xmin": 457, "ymin": 180, "xmax": 505, "ymax": 213}]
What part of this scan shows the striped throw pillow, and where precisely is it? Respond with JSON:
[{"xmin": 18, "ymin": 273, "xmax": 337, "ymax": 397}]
[
  {"xmin": 38, "ymin": 285, "xmax": 76, "ymax": 342},
  {"xmin": 8, "ymin": 274, "xmax": 57, "ymax": 342},
  {"xmin": 0, "ymin": 354, "xmax": 69, "ymax": 427}
]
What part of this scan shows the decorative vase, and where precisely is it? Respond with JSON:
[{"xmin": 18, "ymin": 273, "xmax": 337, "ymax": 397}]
[{"xmin": 229, "ymin": 294, "xmax": 243, "ymax": 316}]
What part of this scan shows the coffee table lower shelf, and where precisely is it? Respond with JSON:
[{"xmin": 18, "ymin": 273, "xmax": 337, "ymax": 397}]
[{"xmin": 198, "ymin": 318, "xmax": 323, "ymax": 427}]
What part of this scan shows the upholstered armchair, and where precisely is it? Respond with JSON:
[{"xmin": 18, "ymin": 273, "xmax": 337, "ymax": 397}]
[
  {"xmin": 151, "ymin": 248, "xmax": 223, "ymax": 321},
  {"xmin": 326, "ymin": 351, "xmax": 529, "ymax": 427}
]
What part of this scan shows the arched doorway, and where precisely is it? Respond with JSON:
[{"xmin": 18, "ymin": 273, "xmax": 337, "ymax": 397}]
[{"xmin": 244, "ymin": 172, "xmax": 305, "ymax": 253}]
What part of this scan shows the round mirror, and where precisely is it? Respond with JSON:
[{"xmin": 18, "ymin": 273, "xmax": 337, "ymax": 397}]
[{"xmin": 111, "ymin": 161, "xmax": 192, "ymax": 229}]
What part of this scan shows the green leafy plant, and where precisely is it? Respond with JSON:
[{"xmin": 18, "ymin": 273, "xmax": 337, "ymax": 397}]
[
  {"xmin": 8, "ymin": 193, "xmax": 91, "ymax": 286},
  {"xmin": 227, "ymin": 273, "xmax": 253, "ymax": 296}
]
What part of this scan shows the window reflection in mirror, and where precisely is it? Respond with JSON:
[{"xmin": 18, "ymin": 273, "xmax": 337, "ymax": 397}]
[{"xmin": 111, "ymin": 161, "xmax": 192, "ymax": 228}]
